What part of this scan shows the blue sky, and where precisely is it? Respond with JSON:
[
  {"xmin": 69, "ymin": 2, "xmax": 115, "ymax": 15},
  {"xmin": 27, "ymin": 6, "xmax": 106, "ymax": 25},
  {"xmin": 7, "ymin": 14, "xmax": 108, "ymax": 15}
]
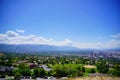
[{"xmin": 0, "ymin": 0, "xmax": 120, "ymax": 49}]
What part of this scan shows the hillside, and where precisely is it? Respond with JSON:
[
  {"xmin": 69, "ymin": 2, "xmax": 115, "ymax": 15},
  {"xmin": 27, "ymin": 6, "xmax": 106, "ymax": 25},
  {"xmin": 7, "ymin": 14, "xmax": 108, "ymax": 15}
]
[{"xmin": 68, "ymin": 76, "xmax": 120, "ymax": 80}]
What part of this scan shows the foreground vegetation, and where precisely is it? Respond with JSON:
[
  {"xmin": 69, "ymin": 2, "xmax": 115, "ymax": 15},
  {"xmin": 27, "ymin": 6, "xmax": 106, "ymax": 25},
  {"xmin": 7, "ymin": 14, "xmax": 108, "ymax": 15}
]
[{"xmin": 0, "ymin": 52, "xmax": 120, "ymax": 79}]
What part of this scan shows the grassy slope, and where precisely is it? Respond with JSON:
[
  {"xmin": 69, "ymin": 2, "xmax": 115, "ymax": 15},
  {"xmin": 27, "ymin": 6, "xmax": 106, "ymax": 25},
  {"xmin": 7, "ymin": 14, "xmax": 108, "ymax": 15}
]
[{"xmin": 67, "ymin": 76, "xmax": 120, "ymax": 80}]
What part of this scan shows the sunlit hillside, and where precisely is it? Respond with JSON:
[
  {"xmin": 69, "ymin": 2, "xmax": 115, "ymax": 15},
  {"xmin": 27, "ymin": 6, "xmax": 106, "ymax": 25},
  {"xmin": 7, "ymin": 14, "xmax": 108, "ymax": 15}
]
[{"xmin": 68, "ymin": 76, "xmax": 120, "ymax": 80}]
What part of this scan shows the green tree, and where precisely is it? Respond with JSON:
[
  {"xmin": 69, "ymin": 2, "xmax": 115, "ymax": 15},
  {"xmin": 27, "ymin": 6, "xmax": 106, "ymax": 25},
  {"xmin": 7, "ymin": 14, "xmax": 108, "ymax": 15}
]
[
  {"xmin": 53, "ymin": 64, "xmax": 84, "ymax": 77},
  {"xmin": 90, "ymin": 68, "xmax": 96, "ymax": 73},
  {"xmin": 18, "ymin": 63, "xmax": 29, "ymax": 69},
  {"xmin": 53, "ymin": 64, "xmax": 65, "ymax": 77},
  {"xmin": 20, "ymin": 69, "xmax": 31, "ymax": 76},
  {"xmin": 18, "ymin": 63, "xmax": 31, "ymax": 76},
  {"xmin": 12, "ymin": 69, "xmax": 21, "ymax": 80},
  {"xmin": 112, "ymin": 64, "xmax": 120, "ymax": 76},
  {"xmin": 33, "ymin": 68, "xmax": 46, "ymax": 77},
  {"xmin": 96, "ymin": 61, "xmax": 109, "ymax": 73}
]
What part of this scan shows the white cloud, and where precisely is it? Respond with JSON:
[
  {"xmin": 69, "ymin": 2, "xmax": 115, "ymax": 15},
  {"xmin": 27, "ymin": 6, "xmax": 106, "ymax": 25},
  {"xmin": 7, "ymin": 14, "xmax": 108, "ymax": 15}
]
[
  {"xmin": 72, "ymin": 42, "xmax": 104, "ymax": 49},
  {"xmin": 111, "ymin": 33, "xmax": 120, "ymax": 40},
  {"xmin": 103, "ymin": 39, "xmax": 120, "ymax": 48},
  {"xmin": 0, "ymin": 30, "xmax": 72, "ymax": 46},
  {"xmin": 6, "ymin": 30, "xmax": 18, "ymax": 37},
  {"xmin": 49, "ymin": 39, "xmax": 73, "ymax": 46},
  {"xmin": 16, "ymin": 29, "xmax": 25, "ymax": 33},
  {"xmin": 0, "ymin": 30, "xmax": 120, "ymax": 49}
]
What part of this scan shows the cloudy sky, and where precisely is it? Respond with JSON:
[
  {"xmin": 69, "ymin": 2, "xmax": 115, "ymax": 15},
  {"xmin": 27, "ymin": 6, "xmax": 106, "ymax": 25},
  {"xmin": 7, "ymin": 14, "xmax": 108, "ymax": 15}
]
[{"xmin": 0, "ymin": 0, "xmax": 120, "ymax": 49}]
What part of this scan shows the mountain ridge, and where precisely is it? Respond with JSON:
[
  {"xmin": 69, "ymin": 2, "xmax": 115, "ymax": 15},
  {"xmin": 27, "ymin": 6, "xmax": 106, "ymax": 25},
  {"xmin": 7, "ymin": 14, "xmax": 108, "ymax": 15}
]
[{"xmin": 0, "ymin": 44, "xmax": 81, "ymax": 53}]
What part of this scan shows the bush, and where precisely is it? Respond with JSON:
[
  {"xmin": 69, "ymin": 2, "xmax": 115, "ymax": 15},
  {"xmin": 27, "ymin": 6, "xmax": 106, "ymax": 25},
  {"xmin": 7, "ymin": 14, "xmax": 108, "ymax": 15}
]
[{"xmin": 85, "ymin": 68, "xmax": 96, "ymax": 73}]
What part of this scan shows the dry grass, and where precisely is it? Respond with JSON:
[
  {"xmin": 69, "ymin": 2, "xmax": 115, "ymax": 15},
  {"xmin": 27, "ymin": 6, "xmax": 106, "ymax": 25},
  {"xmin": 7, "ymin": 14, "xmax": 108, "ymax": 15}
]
[
  {"xmin": 67, "ymin": 76, "xmax": 120, "ymax": 80},
  {"xmin": 84, "ymin": 65, "xmax": 96, "ymax": 68},
  {"xmin": 0, "ymin": 53, "xmax": 5, "ymax": 56}
]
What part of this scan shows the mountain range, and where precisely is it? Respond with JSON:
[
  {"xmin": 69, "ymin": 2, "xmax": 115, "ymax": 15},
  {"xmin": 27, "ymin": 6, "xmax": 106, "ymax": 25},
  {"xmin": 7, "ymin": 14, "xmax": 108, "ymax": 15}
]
[{"xmin": 0, "ymin": 44, "xmax": 81, "ymax": 53}]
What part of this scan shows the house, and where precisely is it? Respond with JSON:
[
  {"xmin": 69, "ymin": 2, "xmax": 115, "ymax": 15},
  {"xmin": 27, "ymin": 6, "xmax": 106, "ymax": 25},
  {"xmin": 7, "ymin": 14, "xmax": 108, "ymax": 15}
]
[
  {"xmin": 27, "ymin": 63, "xmax": 36, "ymax": 69},
  {"xmin": 0, "ymin": 66, "xmax": 13, "ymax": 72}
]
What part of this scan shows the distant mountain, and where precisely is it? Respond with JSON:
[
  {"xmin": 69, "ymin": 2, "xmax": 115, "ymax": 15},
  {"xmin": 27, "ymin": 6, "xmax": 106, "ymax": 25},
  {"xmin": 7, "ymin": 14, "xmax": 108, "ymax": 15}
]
[{"xmin": 0, "ymin": 44, "xmax": 80, "ymax": 53}]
